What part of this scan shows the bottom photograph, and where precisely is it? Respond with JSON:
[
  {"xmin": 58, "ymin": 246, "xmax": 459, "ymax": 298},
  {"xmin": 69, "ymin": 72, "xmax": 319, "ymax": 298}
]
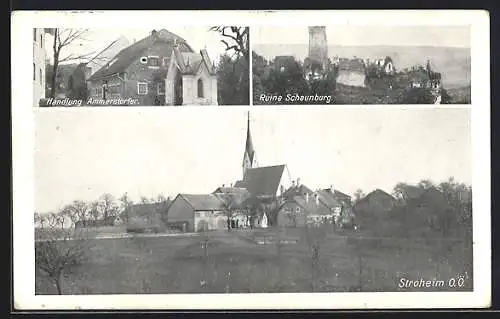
[{"xmin": 33, "ymin": 106, "xmax": 473, "ymax": 295}]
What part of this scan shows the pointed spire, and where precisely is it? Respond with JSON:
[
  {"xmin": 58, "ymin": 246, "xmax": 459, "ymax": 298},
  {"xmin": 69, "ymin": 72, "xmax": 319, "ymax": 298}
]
[{"xmin": 243, "ymin": 111, "xmax": 256, "ymax": 176}]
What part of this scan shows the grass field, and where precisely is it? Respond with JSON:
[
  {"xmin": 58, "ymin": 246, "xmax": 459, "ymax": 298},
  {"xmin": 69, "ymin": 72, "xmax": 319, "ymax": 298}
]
[{"xmin": 35, "ymin": 226, "xmax": 472, "ymax": 295}]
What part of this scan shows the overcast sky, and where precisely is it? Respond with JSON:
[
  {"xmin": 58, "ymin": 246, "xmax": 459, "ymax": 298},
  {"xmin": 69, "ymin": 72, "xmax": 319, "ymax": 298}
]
[
  {"xmin": 45, "ymin": 27, "xmax": 229, "ymax": 65},
  {"xmin": 253, "ymin": 25, "xmax": 471, "ymax": 48},
  {"xmin": 34, "ymin": 107, "xmax": 471, "ymax": 213}
]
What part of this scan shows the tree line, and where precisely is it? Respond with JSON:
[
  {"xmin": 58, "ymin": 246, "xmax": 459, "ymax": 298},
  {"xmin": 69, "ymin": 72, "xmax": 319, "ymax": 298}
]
[{"xmin": 34, "ymin": 193, "xmax": 171, "ymax": 230}]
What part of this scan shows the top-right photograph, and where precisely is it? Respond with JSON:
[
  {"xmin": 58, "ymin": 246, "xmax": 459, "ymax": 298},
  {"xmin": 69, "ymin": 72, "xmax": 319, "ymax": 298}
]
[{"xmin": 252, "ymin": 25, "xmax": 471, "ymax": 105}]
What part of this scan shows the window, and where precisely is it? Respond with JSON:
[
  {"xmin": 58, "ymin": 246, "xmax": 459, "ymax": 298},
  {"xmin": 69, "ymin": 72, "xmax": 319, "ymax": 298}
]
[
  {"xmin": 40, "ymin": 34, "xmax": 43, "ymax": 48},
  {"xmin": 162, "ymin": 57, "xmax": 169, "ymax": 67},
  {"xmin": 197, "ymin": 78, "xmax": 204, "ymax": 98},
  {"xmin": 33, "ymin": 63, "xmax": 35, "ymax": 80},
  {"xmin": 137, "ymin": 82, "xmax": 148, "ymax": 95},
  {"xmin": 148, "ymin": 56, "xmax": 160, "ymax": 68},
  {"xmin": 33, "ymin": 29, "xmax": 36, "ymax": 42},
  {"xmin": 39, "ymin": 69, "xmax": 42, "ymax": 85},
  {"xmin": 157, "ymin": 82, "xmax": 165, "ymax": 95}
]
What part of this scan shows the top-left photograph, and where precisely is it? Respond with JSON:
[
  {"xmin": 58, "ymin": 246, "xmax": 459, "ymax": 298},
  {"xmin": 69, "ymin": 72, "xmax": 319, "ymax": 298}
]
[{"xmin": 33, "ymin": 27, "xmax": 249, "ymax": 107}]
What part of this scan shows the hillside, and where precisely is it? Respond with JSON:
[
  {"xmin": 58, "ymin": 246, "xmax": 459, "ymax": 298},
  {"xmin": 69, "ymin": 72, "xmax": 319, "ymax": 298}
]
[{"xmin": 253, "ymin": 44, "xmax": 471, "ymax": 89}]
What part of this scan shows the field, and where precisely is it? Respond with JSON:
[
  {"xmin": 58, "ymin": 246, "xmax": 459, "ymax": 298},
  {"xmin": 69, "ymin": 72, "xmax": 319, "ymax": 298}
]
[{"xmin": 35, "ymin": 227, "xmax": 472, "ymax": 294}]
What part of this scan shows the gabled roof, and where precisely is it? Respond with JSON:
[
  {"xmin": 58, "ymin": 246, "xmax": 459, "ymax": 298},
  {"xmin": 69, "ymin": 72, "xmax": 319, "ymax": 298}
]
[
  {"xmin": 179, "ymin": 194, "xmax": 225, "ymax": 211},
  {"xmin": 172, "ymin": 48, "xmax": 216, "ymax": 76},
  {"xmin": 316, "ymin": 189, "xmax": 342, "ymax": 208},
  {"xmin": 212, "ymin": 187, "xmax": 252, "ymax": 207},
  {"xmin": 358, "ymin": 188, "xmax": 396, "ymax": 204},
  {"xmin": 89, "ymin": 29, "xmax": 194, "ymax": 81},
  {"xmin": 236, "ymin": 165, "xmax": 286, "ymax": 198},
  {"xmin": 282, "ymin": 184, "xmax": 315, "ymax": 199},
  {"xmin": 291, "ymin": 195, "xmax": 331, "ymax": 216}
]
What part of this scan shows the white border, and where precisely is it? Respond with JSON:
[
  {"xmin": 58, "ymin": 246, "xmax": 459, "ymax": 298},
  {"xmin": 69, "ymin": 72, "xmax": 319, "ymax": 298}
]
[{"xmin": 12, "ymin": 10, "xmax": 490, "ymax": 310}]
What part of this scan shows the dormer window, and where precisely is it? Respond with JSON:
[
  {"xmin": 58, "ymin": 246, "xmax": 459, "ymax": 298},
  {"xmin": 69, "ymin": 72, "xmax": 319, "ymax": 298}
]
[
  {"xmin": 295, "ymin": 207, "xmax": 301, "ymax": 213},
  {"xmin": 140, "ymin": 56, "xmax": 148, "ymax": 64}
]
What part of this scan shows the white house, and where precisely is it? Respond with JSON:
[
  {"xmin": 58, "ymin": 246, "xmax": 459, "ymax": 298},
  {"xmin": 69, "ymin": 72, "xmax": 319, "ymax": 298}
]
[{"xmin": 33, "ymin": 28, "xmax": 47, "ymax": 105}]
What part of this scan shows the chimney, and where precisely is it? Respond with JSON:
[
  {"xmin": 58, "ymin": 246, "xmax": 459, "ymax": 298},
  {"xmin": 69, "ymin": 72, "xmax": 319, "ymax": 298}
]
[
  {"xmin": 297, "ymin": 178, "xmax": 301, "ymax": 187},
  {"xmin": 230, "ymin": 183, "xmax": 233, "ymax": 188},
  {"xmin": 292, "ymin": 180, "xmax": 296, "ymax": 188},
  {"xmin": 314, "ymin": 193, "xmax": 319, "ymax": 205},
  {"xmin": 222, "ymin": 184, "xmax": 225, "ymax": 188},
  {"xmin": 330, "ymin": 185, "xmax": 334, "ymax": 192},
  {"xmin": 151, "ymin": 29, "xmax": 157, "ymax": 36},
  {"xmin": 306, "ymin": 193, "xmax": 309, "ymax": 203}
]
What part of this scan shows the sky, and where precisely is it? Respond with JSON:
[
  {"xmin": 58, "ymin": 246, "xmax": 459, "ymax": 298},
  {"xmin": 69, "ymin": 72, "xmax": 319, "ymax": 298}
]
[
  {"xmin": 34, "ymin": 107, "xmax": 471, "ymax": 213},
  {"xmin": 253, "ymin": 25, "xmax": 471, "ymax": 48},
  {"xmin": 45, "ymin": 27, "xmax": 230, "ymax": 66}
]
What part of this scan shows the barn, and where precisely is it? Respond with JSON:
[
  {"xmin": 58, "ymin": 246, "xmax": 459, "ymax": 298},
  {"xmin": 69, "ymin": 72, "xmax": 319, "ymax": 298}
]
[{"xmin": 166, "ymin": 194, "xmax": 226, "ymax": 232}]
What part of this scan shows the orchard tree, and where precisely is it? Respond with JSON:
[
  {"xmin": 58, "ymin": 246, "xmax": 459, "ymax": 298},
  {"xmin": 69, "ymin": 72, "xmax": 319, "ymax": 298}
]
[{"xmin": 35, "ymin": 211, "xmax": 92, "ymax": 294}]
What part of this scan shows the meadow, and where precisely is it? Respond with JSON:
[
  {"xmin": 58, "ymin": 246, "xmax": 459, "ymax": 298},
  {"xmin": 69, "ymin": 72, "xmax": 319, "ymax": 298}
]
[{"xmin": 35, "ymin": 227, "xmax": 472, "ymax": 294}]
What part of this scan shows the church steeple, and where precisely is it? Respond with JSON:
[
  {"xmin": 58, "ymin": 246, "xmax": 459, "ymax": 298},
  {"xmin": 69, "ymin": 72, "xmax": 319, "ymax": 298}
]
[{"xmin": 243, "ymin": 111, "xmax": 256, "ymax": 177}]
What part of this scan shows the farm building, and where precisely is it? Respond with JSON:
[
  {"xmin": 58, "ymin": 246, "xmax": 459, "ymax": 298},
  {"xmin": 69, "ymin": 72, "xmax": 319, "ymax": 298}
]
[{"xmin": 167, "ymin": 194, "xmax": 226, "ymax": 232}]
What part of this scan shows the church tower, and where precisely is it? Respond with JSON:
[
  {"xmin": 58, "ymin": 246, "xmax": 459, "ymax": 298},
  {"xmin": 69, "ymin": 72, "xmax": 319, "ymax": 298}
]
[
  {"xmin": 242, "ymin": 111, "xmax": 257, "ymax": 177},
  {"xmin": 308, "ymin": 26, "xmax": 328, "ymax": 70}
]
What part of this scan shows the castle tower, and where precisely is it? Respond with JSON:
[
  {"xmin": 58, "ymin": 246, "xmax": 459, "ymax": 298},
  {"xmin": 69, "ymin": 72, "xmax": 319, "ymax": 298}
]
[
  {"xmin": 308, "ymin": 26, "xmax": 328, "ymax": 70},
  {"xmin": 242, "ymin": 111, "xmax": 257, "ymax": 177}
]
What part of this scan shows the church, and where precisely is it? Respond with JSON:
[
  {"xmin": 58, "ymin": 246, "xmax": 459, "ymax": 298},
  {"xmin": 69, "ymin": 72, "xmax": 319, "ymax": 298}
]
[
  {"xmin": 167, "ymin": 112, "xmax": 292, "ymax": 231},
  {"xmin": 166, "ymin": 112, "xmax": 355, "ymax": 232}
]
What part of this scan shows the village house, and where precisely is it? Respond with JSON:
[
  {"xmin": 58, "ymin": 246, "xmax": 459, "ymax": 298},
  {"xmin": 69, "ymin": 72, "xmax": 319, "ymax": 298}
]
[
  {"xmin": 87, "ymin": 29, "xmax": 218, "ymax": 106},
  {"xmin": 33, "ymin": 28, "xmax": 49, "ymax": 105},
  {"xmin": 278, "ymin": 181, "xmax": 354, "ymax": 228},
  {"xmin": 277, "ymin": 193, "xmax": 331, "ymax": 228},
  {"xmin": 354, "ymin": 188, "xmax": 397, "ymax": 216},
  {"xmin": 66, "ymin": 37, "xmax": 130, "ymax": 100},
  {"xmin": 167, "ymin": 194, "xmax": 226, "ymax": 232}
]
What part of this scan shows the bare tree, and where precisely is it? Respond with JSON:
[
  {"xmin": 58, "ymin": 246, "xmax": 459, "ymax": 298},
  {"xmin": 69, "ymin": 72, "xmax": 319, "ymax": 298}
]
[
  {"xmin": 220, "ymin": 193, "xmax": 237, "ymax": 230},
  {"xmin": 209, "ymin": 26, "xmax": 249, "ymax": 61},
  {"xmin": 48, "ymin": 29, "xmax": 99, "ymax": 99},
  {"xmin": 35, "ymin": 212, "xmax": 92, "ymax": 294},
  {"xmin": 61, "ymin": 200, "xmax": 91, "ymax": 228},
  {"xmin": 119, "ymin": 192, "xmax": 134, "ymax": 224},
  {"xmin": 97, "ymin": 193, "xmax": 120, "ymax": 225}
]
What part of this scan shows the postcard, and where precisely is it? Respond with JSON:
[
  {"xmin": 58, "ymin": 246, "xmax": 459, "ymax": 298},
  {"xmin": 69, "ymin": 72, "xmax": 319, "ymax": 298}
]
[{"xmin": 11, "ymin": 10, "xmax": 490, "ymax": 310}]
